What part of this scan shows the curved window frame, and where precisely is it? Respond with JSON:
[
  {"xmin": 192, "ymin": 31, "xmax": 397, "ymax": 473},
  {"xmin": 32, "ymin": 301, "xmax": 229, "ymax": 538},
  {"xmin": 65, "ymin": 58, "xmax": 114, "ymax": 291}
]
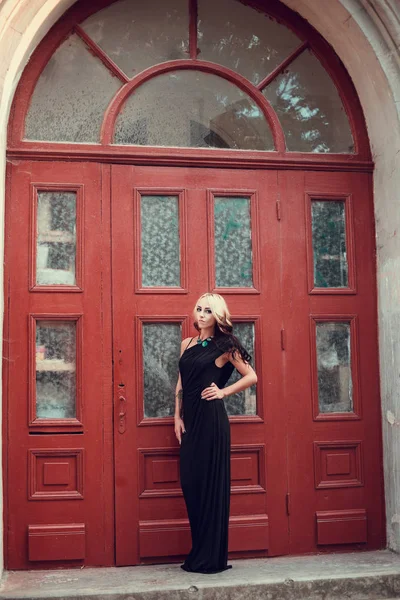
[
  {"xmin": 7, "ymin": 0, "xmax": 372, "ymax": 169},
  {"xmin": 106, "ymin": 62, "xmax": 284, "ymax": 150}
]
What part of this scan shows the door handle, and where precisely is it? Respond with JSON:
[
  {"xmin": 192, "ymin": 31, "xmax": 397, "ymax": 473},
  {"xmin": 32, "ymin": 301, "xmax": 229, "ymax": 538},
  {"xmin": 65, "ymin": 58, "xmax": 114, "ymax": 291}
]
[{"xmin": 118, "ymin": 393, "xmax": 127, "ymax": 434}]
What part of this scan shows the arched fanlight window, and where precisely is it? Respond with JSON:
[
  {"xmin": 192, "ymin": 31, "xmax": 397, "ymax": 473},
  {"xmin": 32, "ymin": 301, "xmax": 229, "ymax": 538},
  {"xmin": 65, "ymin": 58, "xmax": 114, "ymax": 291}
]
[
  {"xmin": 263, "ymin": 50, "xmax": 354, "ymax": 153},
  {"xmin": 197, "ymin": 0, "xmax": 301, "ymax": 85},
  {"xmin": 25, "ymin": 34, "xmax": 123, "ymax": 143},
  {"xmin": 114, "ymin": 70, "xmax": 275, "ymax": 150},
  {"xmin": 80, "ymin": 0, "xmax": 189, "ymax": 76},
  {"xmin": 23, "ymin": 0, "xmax": 355, "ymax": 154}
]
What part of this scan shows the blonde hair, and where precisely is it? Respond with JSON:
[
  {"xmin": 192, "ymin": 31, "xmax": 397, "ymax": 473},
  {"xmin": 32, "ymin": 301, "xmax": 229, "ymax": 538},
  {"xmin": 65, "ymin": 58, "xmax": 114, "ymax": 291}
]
[
  {"xmin": 193, "ymin": 293, "xmax": 233, "ymax": 335},
  {"xmin": 193, "ymin": 292, "xmax": 252, "ymax": 363}
]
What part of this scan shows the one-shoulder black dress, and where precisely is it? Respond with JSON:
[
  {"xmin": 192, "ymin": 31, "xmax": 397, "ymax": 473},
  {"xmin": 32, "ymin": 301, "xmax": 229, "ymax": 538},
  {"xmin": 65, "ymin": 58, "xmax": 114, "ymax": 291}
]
[{"xmin": 178, "ymin": 338, "xmax": 235, "ymax": 574}]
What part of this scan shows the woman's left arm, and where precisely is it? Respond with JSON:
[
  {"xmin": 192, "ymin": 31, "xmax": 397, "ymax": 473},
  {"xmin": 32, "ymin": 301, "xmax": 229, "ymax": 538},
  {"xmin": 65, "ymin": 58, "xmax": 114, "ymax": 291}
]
[{"xmin": 201, "ymin": 354, "xmax": 257, "ymax": 401}]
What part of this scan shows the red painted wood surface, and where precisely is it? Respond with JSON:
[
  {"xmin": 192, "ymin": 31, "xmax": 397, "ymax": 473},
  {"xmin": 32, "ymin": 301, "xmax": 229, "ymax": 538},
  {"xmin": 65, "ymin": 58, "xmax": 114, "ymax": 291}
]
[
  {"xmin": 28, "ymin": 524, "xmax": 86, "ymax": 561},
  {"xmin": 110, "ymin": 166, "xmax": 384, "ymax": 563},
  {"xmin": 111, "ymin": 166, "xmax": 287, "ymax": 564},
  {"xmin": 6, "ymin": 145, "xmax": 374, "ymax": 173},
  {"xmin": 280, "ymin": 170, "xmax": 385, "ymax": 552},
  {"xmin": 4, "ymin": 162, "xmax": 385, "ymax": 568},
  {"xmin": 4, "ymin": 162, "xmax": 114, "ymax": 569}
]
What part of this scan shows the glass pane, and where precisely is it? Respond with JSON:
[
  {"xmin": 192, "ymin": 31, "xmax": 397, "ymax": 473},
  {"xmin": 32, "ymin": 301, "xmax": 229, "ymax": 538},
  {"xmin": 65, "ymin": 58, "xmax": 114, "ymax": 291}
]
[
  {"xmin": 214, "ymin": 197, "xmax": 253, "ymax": 287},
  {"xmin": 35, "ymin": 321, "xmax": 76, "ymax": 419},
  {"xmin": 316, "ymin": 322, "xmax": 353, "ymax": 413},
  {"xmin": 114, "ymin": 70, "xmax": 274, "ymax": 150},
  {"xmin": 25, "ymin": 34, "xmax": 122, "ymax": 142},
  {"xmin": 143, "ymin": 323, "xmax": 181, "ymax": 418},
  {"xmin": 141, "ymin": 196, "xmax": 180, "ymax": 287},
  {"xmin": 80, "ymin": 0, "xmax": 188, "ymax": 78},
  {"xmin": 311, "ymin": 200, "xmax": 348, "ymax": 288},
  {"xmin": 224, "ymin": 322, "xmax": 256, "ymax": 416},
  {"xmin": 36, "ymin": 191, "xmax": 76, "ymax": 286},
  {"xmin": 198, "ymin": 0, "xmax": 301, "ymax": 85},
  {"xmin": 263, "ymin": 49, "xmax": 354, "ymax": 153}
]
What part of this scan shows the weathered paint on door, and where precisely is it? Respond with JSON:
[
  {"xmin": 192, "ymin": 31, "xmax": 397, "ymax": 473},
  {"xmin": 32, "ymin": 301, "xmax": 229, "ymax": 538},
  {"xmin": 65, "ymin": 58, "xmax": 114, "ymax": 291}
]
[
  {"xmin": 4, "ymin": 162, "xmax": 384, "ymax": 569},
  {"xmin": 111, "ymin": 165, "xmax": 287, "ymax": 564},
  {"xmin": 5, "ymin": 161, "xmax": 114, "ymax": 568}
]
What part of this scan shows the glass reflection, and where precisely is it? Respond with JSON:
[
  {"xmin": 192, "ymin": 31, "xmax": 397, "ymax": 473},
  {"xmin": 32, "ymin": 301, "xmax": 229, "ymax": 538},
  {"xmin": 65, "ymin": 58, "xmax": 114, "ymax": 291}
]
[
  {"xmin": 263, "ymin": 49, "xmax": 354, "ymax": 153},
  {"xmin": 311, "ymin": 200, "xmax": 348, "ymax": 288},
  {"xmin": 141, "ymin": 196, "xmax": 180, "ymax": 287},
  {"xmin": 114, "ymin": 70, "xmax": 274, "ymax": 150},
  {"xmin": 143, "ymin": 323, "xmax": 181, "ymax": 418},
  {"xmin": 35, "ymin": 321, "xmax": 76, "ymax": 419},
  {"xmin": 316, "ymin": 321, "xmax": 353, "ymax": 413},
  {"xmin": 81, "ymin": 0, "xmax": 188, "ymax": 77},
  {"xmin": 224, "ymin": 322, "xmax": 256, "ymax": 416},
  {"xmin": 26, "ymin": 34, "xmax": 121, "ymax": 142},
  {"xmin": 198, "ymin": 0, "xmax": 301, "ymax": 85},
  {"xmin": 214, "ymin": 197, "xmax": 253, "ymax": 287},
  {"xmin": 37, "ymin": 191, "xmax": 76, "ymax": 286}
]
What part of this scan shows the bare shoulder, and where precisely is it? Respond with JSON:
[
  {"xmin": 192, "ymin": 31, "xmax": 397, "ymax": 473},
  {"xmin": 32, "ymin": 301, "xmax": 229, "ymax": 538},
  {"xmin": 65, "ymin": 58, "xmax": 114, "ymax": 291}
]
[
  {"xmin": 180, "ymin": 336, "xmax": 194, "ymax": 357},
  {"xmin": 181, "ymin": 337, "xmax": 193, "ymax": 350}
]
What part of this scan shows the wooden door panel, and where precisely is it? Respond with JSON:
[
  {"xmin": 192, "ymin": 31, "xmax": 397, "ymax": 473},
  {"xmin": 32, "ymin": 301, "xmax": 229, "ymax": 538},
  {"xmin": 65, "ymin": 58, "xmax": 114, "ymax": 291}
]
[
  {"xmin": 111, "ymin": 165, "xmax": 287, "ymax": 564},
  {"xmin": 281, "ymin": 170, "xmax": 385, "ymax": 553},
  {"xmin": 5, "ymin": 161, "xmax": 113, "ymax": 569}
]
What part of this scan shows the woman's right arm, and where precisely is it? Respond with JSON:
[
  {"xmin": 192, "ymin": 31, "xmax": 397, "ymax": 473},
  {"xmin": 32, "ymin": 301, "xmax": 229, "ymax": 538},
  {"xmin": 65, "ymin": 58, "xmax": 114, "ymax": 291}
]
[
  {"xmin": 174, "ymin": 371, "xmax": 183, "ymax": 420},
  {"xmin": 174, "ymin": 338, "xmax": 190, "ymax": 444}
]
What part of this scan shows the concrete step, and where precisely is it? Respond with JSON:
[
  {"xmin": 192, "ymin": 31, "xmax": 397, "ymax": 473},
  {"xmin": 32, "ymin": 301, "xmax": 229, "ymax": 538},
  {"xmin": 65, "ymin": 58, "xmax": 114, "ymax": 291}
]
[{"xmin": 0, "ymin": 549, "xmax": 400, "ymax": 600}]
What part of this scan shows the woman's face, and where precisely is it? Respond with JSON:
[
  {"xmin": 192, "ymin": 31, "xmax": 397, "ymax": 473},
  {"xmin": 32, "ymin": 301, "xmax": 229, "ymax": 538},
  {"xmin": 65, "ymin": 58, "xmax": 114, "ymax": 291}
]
[{"xmin": 195, "ymin": 300, "xmax": 217, "ymax": 331}]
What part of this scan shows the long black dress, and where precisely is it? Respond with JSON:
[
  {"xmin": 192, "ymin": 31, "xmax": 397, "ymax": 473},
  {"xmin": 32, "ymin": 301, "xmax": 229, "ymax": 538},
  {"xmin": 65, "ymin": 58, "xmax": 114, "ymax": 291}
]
[{"xmin": 179, "ymin": 337, "xmax": 235, "ymax": 574}]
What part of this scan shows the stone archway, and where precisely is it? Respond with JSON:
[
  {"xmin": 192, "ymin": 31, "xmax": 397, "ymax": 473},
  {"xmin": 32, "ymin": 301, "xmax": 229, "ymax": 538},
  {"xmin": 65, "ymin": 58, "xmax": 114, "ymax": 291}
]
[{"xmin": 0, "ymin": 0, "xmax": 399, "ymax": 570}]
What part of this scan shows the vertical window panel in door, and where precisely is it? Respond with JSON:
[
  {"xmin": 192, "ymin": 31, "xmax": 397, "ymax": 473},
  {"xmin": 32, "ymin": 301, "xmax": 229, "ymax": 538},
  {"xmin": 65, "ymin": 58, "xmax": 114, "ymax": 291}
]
[
  {"xmin": 140, "ymin": 320, "xmax": 183, "ymax": 421},
  {"xmin": 311, "ymin": 316, "xmax": 361, "ymax": 420},
  {"xmin": 224, "ymin": 321, "xmax": 257, "ymax": 416},
  {"xmin": 306, "ymin": 194, "xmax": 356, "ymax": 294},
  {"xmin": 135, "ymin": 191, "xmax": 187, "ymax": 292},
  {"xmin": 32, "ymin": 186, "xmax": 83, "ymax": 291},
  {"xmin": 209, "ymin": 191, "xmax": 260, "ymax": 292},
  {"xmin": 30, "ymin": 316, "xmax": 83, "ymax": 428}
]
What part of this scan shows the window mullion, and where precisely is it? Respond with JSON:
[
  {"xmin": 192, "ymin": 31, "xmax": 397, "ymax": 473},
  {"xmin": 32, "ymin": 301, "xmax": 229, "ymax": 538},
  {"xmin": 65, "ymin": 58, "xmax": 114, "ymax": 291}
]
[{"xmin": 189, "ymin": 0, "xmax": 198, "ymax": 60}]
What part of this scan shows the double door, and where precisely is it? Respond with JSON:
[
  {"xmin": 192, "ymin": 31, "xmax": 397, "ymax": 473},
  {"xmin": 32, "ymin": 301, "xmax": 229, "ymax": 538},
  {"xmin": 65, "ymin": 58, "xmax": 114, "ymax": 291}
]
[
  {"xmin": 112, "ymin": 166, "xmax": 285, "ymax": 564},
  {"xmin": 5, "ymin": 161, "xmax": 384, "ymax": 569}
]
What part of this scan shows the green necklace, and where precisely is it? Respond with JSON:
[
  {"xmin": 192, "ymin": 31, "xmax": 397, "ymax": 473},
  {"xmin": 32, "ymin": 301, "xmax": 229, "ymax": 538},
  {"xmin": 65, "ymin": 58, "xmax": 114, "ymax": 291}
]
[{"xmin": 197, "ymin": 335, "xmax": 213, "ymax": 347}]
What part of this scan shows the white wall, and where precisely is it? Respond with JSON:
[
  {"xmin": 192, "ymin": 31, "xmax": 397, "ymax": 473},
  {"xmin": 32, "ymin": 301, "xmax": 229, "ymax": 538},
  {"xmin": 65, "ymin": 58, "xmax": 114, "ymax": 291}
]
[{"xmin": 0, "ymin": 0, "xmax": 399, "ymax": 572}]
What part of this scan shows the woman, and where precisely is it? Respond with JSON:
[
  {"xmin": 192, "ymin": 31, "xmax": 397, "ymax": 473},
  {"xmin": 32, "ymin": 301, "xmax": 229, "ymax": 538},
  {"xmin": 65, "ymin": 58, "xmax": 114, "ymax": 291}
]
[{"xmin": 174, "ymin": 292, "xmax": 257, "ymax": 574}]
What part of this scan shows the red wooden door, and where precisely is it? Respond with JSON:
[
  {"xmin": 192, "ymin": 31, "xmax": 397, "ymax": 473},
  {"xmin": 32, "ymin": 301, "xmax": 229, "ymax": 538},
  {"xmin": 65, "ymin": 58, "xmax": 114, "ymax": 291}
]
[
  {"xmin": 4, "ymin": 161, "xmax": 114, "ymax": 569},
  {"xmin": 280, "ymin": 170, "xmax": 385, "ymax": 552},
  {"xmin": 111, "ymin": 165, "xmax": 288, "ymax": 565},
  {"xmin": 4, "ymin": 162, "xmax": 384, "ymax": 569}
]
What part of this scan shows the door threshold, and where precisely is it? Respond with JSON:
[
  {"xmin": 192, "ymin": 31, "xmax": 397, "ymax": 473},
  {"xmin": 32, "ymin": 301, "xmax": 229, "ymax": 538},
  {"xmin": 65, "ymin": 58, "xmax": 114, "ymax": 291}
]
[{"xmin": 0, "ymin": 550, "xmax": 399, "ymax": 600}]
